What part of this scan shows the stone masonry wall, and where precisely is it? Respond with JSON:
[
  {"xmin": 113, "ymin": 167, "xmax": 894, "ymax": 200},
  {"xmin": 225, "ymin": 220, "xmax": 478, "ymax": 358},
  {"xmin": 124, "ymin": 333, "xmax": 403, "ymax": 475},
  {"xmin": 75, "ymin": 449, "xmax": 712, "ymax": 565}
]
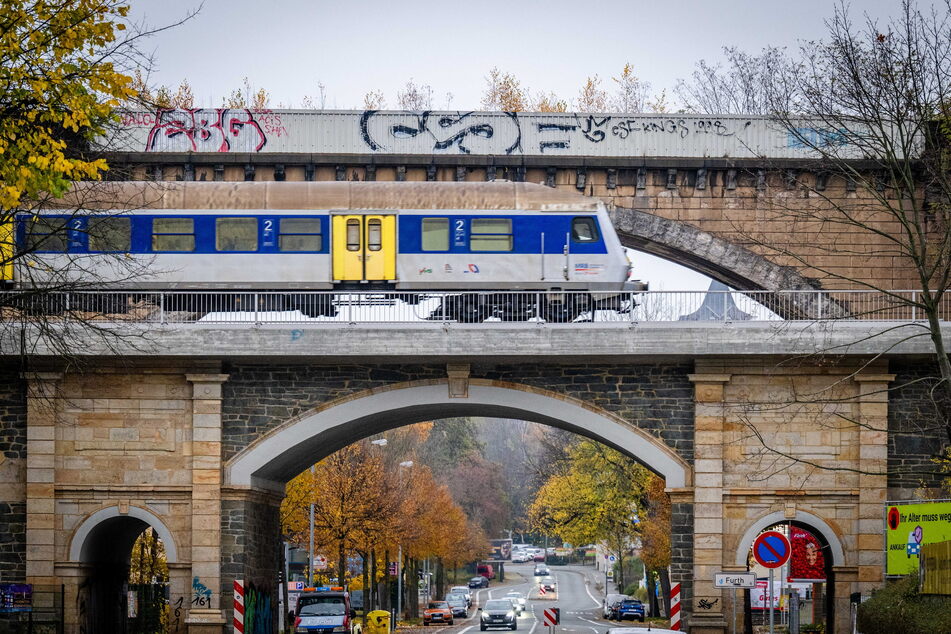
[
  {"xmin": 888, "ymin": 360, "xmax": 949, "ymax": 496},
  {"xmin": 670, "ymin": 501, "xmax": 694, "ymax": 626},
  {"xmin": 0, "ymin": 366, "xmax": 26, "ymax": 582},
  {"xmin": 221, "ymin": 493, "xmax": 282, "ymax": 632},
  {"xmin": 221, "ymin": 362, "xmax": 695, "ymax": 462}
]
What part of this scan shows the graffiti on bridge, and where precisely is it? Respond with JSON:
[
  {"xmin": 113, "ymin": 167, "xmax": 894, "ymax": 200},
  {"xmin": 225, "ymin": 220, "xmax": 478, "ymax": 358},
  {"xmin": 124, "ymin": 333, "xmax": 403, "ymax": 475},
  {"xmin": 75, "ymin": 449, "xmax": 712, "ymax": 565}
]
[
  {"xmin": 191, "ymin": 576, "xmax": 212, "ymax": 607},
  {"xmin": 133, "ymin": 108, "xmax": 271, "ymax": 152},
  {"xmin": 122, "ymin": 108, "xmax": 756, "ymax": 155},
  {"xmin": 244, "ymin": 581, "xmax": 273, "ymax": 634},
  {"xmin": 360, "ymin": 110, "xmax": 522, "ymax": 155}
]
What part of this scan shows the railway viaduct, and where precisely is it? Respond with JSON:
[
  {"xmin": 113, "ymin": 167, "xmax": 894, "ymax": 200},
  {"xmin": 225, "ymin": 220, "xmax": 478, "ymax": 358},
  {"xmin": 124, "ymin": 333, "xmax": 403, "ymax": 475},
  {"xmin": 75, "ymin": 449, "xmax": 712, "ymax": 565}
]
[{"xmin": 0, "ymin": 110, "xmax": 946, "ymax": 634}]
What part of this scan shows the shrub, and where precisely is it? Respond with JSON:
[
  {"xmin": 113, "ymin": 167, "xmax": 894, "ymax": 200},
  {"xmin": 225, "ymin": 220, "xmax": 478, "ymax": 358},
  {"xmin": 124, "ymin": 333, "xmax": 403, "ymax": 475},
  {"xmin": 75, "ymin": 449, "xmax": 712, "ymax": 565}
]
[
  {"xmin": 856, "ymin": 576, "xmax": 951, "ymax": 634},
  {"xmin": 623, "ymin": 583, "xmax": 640, "ymax": 597}
]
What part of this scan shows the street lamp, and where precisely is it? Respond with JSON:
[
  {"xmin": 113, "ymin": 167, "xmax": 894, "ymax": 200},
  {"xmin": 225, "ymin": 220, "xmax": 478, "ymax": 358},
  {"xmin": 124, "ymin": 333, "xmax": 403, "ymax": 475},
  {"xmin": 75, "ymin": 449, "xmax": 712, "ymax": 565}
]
[{"xmin": 397, "ymin": 460, "xmax": 413, "ymax": 623}]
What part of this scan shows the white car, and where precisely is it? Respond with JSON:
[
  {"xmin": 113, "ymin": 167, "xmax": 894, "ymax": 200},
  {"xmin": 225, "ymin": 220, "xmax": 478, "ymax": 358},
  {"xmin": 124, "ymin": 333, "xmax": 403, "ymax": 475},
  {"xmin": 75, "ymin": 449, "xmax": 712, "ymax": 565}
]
[
  {"xmin": 450, "ymin": 586, "xmax": 473, "ymax": 606},
  {"xmin": 505, "ymin": 591, "xmax": 527, "ymax": 611},
  {"xmin": 505, "ymin": 596, "xmax": 523, "ymax": 615}
]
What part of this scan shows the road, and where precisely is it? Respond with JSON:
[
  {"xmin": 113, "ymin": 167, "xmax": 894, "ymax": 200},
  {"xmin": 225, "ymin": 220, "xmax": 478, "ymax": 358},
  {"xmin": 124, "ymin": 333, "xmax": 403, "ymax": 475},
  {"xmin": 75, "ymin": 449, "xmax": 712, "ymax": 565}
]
[{"xmin": 421, "ymin": 562, "xmax": 638, "ymax": 634}]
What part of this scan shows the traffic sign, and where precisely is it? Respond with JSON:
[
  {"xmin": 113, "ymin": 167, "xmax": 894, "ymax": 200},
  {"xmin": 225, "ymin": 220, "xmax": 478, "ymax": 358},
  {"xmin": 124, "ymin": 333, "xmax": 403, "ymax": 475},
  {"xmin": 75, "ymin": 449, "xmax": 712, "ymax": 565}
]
[
  {"xmin": 314, "ymin": 555, "xmax": 328, "ymax": 570},
  {"xmin": 714, "ymin": 572, "xmax": 756, "ymax": 588},
  {"xmin": 608, "ymin": 555, "xmax": 616, "ymax": 562},
  {"xmin": 753, "ymin": 531, "xmax": 790, "ymax": 569},
  {"xmin": 887, "ymin": 506, "xmax": 900, "ymax": 531},
  {"xmin": 542, "ymin": 608, "xmax": 560, "ymax": 626},
  {"xmin": 538, "ymin": 585, "xmax": 546, "ymax": 596}
]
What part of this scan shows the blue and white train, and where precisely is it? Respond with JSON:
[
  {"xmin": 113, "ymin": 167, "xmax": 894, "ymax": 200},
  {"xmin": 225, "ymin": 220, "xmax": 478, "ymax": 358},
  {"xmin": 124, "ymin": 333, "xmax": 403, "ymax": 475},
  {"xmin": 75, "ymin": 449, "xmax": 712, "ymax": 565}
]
[{"xmin": 5, "ymin": 181, "xmax": 644, "ymax": 321}]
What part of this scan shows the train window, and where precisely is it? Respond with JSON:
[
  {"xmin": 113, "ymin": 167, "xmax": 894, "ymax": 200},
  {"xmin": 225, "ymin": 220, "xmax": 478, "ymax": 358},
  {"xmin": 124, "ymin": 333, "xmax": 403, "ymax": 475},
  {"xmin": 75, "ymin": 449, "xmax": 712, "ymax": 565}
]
[
  {"xmin": 278, "ymin": 218, "xmax": 322, "ymax": 251},
  {"xmin": 88, "ymin": 217, "xmax": 131, "ymax": 252},
  {"xmin": 25, "ymin": 217, "xmax": 68, "ymax": 252},
  {"xmin": 470, "ymin": 218, "xmax": 513, "ymax": 251},
  {"xmin": 421, "ymin": 218, "xmax": 449, "ymax": 251},
  {"xmin": 346, "ymin": 219, "xmax": 361, "ymax": 251},
  {"xmin": 152, "ymin": 218, "xmax": 195, "ymax": 252},
  {"xmin": 216, "ymin": 218, "xmax": 258, "ymax": 251},
  {"xmin": 367, "ymin": 219, "xmax": 382, "ymax": 251},
  {"xmin": 572, "ymin": 217, "xmax": 599, "ymax": 242}
]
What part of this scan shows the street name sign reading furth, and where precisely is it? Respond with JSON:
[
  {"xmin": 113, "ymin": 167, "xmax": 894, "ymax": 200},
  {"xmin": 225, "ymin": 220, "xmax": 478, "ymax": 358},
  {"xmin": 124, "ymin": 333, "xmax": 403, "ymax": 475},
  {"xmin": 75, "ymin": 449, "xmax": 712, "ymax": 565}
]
[{"xmin": 714, "ymin": 573, "xmax": 756, "ymax": 588}]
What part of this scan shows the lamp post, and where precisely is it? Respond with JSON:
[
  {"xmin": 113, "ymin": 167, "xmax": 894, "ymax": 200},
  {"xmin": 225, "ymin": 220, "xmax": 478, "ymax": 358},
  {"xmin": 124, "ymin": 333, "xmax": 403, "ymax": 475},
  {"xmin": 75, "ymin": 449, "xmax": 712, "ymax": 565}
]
[
  {"xmin": 309, "ymin": 464, "xmax": 315, "ymax": 585},
  {"xmin": 397, "ymin": 460, "xmax": 413, "ymax": 624}
]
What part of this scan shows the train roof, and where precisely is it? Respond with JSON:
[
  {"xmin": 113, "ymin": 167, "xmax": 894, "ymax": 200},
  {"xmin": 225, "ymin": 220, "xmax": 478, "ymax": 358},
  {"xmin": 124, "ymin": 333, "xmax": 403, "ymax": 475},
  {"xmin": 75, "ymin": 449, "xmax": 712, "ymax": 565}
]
[{"xmin": 45, "ymin": 181, "xmax": 603, "ymax": 213}]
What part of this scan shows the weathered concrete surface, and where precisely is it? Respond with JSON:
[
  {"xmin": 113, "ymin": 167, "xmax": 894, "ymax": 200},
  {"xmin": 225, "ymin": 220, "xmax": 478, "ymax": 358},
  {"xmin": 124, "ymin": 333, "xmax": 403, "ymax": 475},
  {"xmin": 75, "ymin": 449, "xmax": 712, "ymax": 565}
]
[{"xmin": 4, "ymin": 321, "xmax": 949, "ymax": 361}]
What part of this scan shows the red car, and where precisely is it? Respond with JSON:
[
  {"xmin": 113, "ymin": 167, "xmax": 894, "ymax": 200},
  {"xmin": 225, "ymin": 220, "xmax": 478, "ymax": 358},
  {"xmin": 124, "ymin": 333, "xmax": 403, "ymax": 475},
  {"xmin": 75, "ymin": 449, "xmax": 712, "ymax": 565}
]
[{"xmin": 424, "ymin": 601, "xmax": 454, "ymax": 626}]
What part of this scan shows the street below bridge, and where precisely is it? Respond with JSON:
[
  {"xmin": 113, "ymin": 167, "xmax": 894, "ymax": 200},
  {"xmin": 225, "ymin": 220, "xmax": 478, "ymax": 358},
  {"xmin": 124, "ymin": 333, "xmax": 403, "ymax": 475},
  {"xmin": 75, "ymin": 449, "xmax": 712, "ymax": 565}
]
[{"xmin": 414, "ymin": 563, "xmax": 663, "ymax": 634}]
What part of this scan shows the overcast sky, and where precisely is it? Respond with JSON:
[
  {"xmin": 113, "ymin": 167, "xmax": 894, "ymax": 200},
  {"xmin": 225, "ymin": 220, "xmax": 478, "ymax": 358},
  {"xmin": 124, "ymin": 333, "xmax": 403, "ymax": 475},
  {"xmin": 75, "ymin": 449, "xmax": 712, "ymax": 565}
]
[
  {"xmin": 133, "ymin": 0, "xmax": 900, "ymax": 111},
  {"xmin": 127, "ymin": 0, "xmax": 901, "ymax": 291}
]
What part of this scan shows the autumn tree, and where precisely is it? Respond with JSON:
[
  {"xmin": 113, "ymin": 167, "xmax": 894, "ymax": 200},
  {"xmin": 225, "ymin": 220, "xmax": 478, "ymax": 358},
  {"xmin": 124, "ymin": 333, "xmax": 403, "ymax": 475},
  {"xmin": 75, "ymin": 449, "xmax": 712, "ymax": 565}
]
[
  {"xmin": 363, "ymin": 89, "xmax": 387, "ymax": 110},
  {"xmin": 576, "ymin": 75, "xmax": 608, "ymax": 113},
  {"xmin": 0, "ymin": 1, "xmax": 195, "ymax": 359},
  {"xmin": 529, "ymin": 439, "xmax": 651, "ymax": 591},
  {"xmin": 481, "ymin": 67, "xmax": 528, "ymax": 112},
  {"xmin": 534, "ymin": 92, "xmax": 568, "ymax": 113},
  {"xmin": 396, "ymin": 78, "xmax": 433, "ymax": 110},
  {"xmin": 610, "ymin": 63, "xmax": 650, "ymax": 113},
  {"xmin": 638, "ymin": 476, "xmax": 671, "ymax": 618}
]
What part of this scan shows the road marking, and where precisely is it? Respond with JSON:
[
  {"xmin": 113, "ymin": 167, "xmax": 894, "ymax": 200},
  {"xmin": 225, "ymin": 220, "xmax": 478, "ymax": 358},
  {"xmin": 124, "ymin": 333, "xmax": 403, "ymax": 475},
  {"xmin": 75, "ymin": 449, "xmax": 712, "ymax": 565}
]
[
  {"xmin": 577, "ymin": 616, "xmax": 605, "ymax": 629},
  {"xmin": 456, "ymin": 627, "xmax": 473, "ymax": 634}
]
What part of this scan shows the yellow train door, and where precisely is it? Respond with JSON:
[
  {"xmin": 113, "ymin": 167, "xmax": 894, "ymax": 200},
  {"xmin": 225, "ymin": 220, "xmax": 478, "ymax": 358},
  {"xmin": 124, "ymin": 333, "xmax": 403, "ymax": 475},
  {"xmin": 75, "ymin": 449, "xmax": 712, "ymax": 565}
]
[{"xmin": 332, "ymin": 214, "xmax": 396, "ymax": 282}]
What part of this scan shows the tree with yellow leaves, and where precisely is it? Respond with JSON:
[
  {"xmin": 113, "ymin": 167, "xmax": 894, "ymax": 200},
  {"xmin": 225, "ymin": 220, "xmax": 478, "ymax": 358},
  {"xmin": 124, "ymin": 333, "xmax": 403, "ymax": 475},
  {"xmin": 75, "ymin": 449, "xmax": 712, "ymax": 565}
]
[
  {"xmin": 529, "ymin": 439, "xmax": 652, "ymax": 591},
  {"xmin": 0, "ymin": 0, "xmax": 137, "ymax": 210},
  {"xmin": 0, "ymin": 1, "xmax": 195, "ymax": 359}
]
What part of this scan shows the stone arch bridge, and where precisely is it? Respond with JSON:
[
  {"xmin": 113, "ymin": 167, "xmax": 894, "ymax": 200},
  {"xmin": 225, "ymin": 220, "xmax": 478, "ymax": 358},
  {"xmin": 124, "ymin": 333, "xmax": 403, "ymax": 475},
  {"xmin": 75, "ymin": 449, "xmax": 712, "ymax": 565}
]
[{"xmin": 0, "ymin": 318, "xmax": 945, "ymax": 634}]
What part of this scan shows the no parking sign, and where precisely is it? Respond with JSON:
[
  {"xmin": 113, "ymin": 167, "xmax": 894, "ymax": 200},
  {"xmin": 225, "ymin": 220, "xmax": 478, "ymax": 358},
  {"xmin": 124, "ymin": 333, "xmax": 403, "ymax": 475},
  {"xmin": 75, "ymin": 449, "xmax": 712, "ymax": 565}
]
[{"xmin": 752, "ymin": 531, "xmax": 790, "ymax": 568}]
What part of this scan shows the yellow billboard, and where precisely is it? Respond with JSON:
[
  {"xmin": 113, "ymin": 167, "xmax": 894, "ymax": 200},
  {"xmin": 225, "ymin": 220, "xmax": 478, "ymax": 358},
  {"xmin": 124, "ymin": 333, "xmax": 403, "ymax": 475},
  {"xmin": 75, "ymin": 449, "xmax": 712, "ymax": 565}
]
[{"xmin": 885, "ymin": 501, "xmax": 951, "ymax": 576}]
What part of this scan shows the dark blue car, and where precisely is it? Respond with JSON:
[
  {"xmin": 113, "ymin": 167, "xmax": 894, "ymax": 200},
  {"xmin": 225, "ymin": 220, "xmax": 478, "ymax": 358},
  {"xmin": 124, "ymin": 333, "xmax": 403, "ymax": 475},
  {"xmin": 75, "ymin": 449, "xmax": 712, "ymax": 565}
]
[{"xmin": 615, "ymin": 599, "xmax": 645, "ymax": 622}]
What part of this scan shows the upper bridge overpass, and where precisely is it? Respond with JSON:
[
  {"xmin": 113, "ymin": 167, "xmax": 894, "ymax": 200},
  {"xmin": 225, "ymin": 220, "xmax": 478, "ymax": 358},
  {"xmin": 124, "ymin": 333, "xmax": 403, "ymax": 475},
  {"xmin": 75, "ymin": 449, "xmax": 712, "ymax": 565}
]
[{"xmin": 103, "ymin": 109, "xmax": 918, "ymax": 294}]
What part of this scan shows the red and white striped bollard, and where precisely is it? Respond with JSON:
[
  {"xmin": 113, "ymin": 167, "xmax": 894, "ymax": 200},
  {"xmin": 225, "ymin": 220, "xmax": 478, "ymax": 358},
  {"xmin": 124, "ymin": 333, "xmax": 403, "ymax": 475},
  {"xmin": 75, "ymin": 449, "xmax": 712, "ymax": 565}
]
[
  {"xmin": 233, "ymin": 579, "xmax": 245, "ymax": 634},
  {"xmin": 669, "ymin": 582, "xmax": 681, "ymax": 631}
]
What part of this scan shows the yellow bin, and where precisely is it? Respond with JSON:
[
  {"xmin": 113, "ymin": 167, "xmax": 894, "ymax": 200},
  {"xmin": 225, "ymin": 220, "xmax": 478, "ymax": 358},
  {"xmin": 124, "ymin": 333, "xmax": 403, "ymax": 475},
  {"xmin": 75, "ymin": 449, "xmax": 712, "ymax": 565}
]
[{"xmin": 366, "ymin": 610, "xmax": 391, "ymax": 634}]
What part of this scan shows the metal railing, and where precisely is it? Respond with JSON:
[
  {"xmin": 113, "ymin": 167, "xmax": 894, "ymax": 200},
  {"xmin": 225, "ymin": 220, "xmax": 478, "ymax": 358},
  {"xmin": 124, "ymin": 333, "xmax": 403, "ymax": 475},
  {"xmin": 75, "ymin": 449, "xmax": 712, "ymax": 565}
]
[{"xmin": 1, "ymin": 289, "xmax": 948, "ymax": 325}]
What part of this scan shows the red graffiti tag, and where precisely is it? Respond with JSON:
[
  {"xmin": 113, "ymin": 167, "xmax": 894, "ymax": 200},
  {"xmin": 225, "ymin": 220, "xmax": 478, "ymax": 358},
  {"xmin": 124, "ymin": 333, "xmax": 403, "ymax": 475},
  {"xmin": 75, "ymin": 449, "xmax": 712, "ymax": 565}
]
[{"xmin": 145, "ymin": 108, "xmax": 267, "ymax": 152}]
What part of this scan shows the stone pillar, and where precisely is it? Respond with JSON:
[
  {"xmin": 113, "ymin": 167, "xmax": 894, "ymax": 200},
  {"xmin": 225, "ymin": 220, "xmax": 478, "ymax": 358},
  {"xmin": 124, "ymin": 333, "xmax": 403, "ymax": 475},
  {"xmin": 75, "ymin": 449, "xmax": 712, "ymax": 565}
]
[
  {"xmin": 220, "ymin": 490, "xmax": 283, "ymax": 633},
  {"xmin": 184, "ymin": 373, "xmax": 229, "ymax": 633},
  {"xmin": 687, "ymin": 373, "xmax": 732, "ymax": 634},
  {"xmin": 853, "ymin": 373, "xmax": 892, "ymax": 595},
  {"xmin": 832, "ymin": 565, "xmax": 858, "ymax": 634},
  {"xmin": 23, "ymin": 372, "xmax": 62, "ymax": 587}
]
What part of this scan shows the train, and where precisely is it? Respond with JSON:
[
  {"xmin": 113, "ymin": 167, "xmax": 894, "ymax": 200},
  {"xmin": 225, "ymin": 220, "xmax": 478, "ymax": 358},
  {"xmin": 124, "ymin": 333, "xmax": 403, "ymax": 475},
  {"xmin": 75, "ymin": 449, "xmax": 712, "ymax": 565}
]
[{"xmin": 2, "ymin": 181, "xmax": 644, "ymax": 322}]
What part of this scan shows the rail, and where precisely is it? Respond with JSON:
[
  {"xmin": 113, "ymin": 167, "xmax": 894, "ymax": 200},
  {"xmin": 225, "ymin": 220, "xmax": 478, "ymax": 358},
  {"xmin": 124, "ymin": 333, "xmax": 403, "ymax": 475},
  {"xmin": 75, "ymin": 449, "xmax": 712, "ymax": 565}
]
[{"xmin": 2, "ymin": 289, "xmax": 949, "ymax": 325}]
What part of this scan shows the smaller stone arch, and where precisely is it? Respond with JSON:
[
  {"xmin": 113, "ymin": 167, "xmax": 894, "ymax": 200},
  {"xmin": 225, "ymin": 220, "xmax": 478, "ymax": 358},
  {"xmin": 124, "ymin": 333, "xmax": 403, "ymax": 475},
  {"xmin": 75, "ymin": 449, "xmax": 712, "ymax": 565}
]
[
  {"xmin": 733, "ymin": 509, "xmax": 845, "ymax": 566},
  {"xmin": 69, "ymin": 505, "xmax": 179, "ymax": 563}
]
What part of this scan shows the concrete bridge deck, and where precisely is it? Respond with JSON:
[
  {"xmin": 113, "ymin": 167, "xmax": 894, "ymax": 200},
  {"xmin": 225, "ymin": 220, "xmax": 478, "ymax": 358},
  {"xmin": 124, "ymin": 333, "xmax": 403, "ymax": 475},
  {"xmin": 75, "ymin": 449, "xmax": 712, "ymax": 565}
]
[{"xmin": 6, "ymin": 320, "xmax": 949, "ymax": 361}]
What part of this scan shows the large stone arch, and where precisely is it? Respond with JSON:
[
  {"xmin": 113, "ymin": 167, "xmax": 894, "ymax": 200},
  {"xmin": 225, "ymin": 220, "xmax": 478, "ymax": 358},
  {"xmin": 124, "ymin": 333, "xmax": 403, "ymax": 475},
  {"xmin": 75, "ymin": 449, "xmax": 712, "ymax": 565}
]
[{"xmin": 226, "ymin": 379, "xmax": 692, "ymax": 491}]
